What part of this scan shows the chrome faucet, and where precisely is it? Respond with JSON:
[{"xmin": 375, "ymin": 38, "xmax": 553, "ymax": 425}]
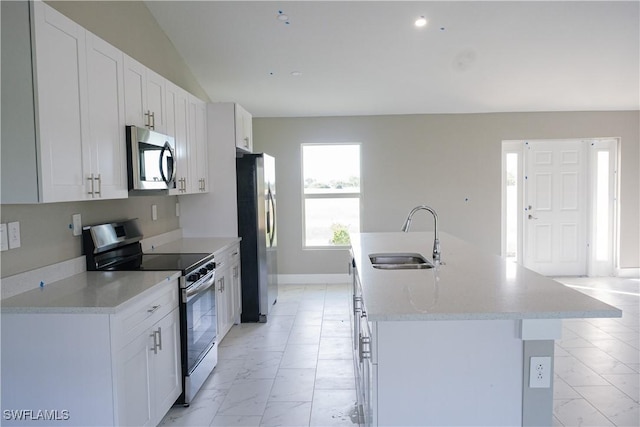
[{"xmin": 401, "ymin": 205, "xmax": 441, "ymax": 264}]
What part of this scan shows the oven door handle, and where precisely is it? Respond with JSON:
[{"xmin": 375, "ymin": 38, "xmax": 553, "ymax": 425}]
[{"xmin": 185, "ymin": 273, "xmax": 215, "ymax": 301}]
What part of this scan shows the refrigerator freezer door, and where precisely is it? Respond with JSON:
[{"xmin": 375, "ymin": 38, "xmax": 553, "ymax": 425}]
[{"xmin": 237, "ymin": 153, "xmax": 278, "ymax": 322}]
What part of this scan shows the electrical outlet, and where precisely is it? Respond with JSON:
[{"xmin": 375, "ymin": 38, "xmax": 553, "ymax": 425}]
[
  {"xmin": 176, "ymin": 202, "xmax": 180, "ymax": 217},
  {"xmin": 8, "ymin": 221, "xmax": 21, "ymax": 249},
  {"xmin": 72, "ymin": 214, "xmax": 82, "ymax": 236},
  {"xmin": 0, "ymin": 224, "xmax": 8, "ymax": 251},
  {"xmin": 529, "ymin": 356, "xmax": 551, "ymax": 388}
]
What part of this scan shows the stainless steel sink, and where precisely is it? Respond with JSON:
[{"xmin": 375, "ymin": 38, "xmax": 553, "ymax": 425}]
[{"xmin": 369, "ymin": 253, "xmax": 434, "ymax": 270}]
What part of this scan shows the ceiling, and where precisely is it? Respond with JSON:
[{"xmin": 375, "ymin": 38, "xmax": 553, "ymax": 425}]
[{"xmin": 145, "ymin": 1, "xmax": 639, "ymax": 118}]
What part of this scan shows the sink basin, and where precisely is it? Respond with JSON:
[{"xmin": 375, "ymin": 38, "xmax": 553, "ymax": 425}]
[{"xmin": 369, "ymin": 253, "xmax": 434, "ymax": 270}]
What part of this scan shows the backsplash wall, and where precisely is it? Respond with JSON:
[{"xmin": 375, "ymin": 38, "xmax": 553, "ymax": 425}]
[{"xmin": 0, "ymin": 196, "xmax": 179, "ymax": 278}]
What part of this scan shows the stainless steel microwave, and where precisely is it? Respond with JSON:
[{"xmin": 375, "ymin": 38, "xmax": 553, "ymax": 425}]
[{"xmin": 126, "ymin": 126, "xmax": 176, "ymax": 191}]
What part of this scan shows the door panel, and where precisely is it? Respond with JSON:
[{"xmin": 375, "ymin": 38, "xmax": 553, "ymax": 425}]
[{"xmin": 524, "ymin": 140, "xmax": 587, "ymax": 275}]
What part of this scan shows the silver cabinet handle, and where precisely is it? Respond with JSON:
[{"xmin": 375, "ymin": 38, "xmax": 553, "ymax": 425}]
[
  {"xmin": 150, "ymin": 112, "xmax": 155, "ymax": 130},
  {"xmin": 150, "ymin": 330, "xmax": 158, "ymax": 354},
  {"xmin": 95, "ymin": 174, "xmax": 101, "ymax": 196},
  {"xmin": 145, "ymin": 110, "xmax": 152, "ymax": 128},
  {"xmin": 360, "ymin": 335, "xmax": 371, "ymax": 360},
  {"xmin": 353, "ymin": 296, "xmax": 362, "ymax": 315},
  {"xmin": 147, "ymin": 305, "xmax": 160, "ymax": 314},
  {"xmin": 87, "ymin": 174, "xmax": 95, "ymax": 196},
  {"xmin": 243, "ymin": 136, "xmax": 249, "ymax": 148},
  {"xmin": 218, "ymin": 278, "xmax": 223, "ymax": 293},
  {"xmin": 156, "ymin": 326, "xmax": 162, "ymax": 351}
]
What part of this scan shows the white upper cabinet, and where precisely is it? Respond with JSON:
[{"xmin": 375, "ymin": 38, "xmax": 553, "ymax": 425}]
[
  {"xmin": 124, "ymin": 55, "xmax": 166, "ymax": 133},
  {"xmin": 166, "ymin": 81, "xmax": 189, "ymax": 194},
  {"xmin": 31, "ymin": 0, "xmax": 90, "ymax": 202},
  {"xmin": 166, "ymin": 83, "xmax": 208, "ymax": 195},
  {"xmin": 4, "ymin": 1, "xmax": 128, "ymax": 203},
  {"xmin": 188, "ymin": 95, "xmax": 209, "ymax": 193},
  {"xmin": 234, "ymin": 103, "xmax": 253, "ymax": 153},
  {"xmin": 85, "ymin": 33, "xmax": 128, "ymax": 200}
]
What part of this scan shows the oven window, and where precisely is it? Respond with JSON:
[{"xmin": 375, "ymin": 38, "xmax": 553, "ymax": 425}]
[{"xmin": 186, "ymin": 285, "xmax": 217, "ymax": 371}]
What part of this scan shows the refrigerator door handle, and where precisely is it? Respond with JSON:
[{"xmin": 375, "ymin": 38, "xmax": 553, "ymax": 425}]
[{"xmin": 267, "ymin": 186, "xmax": 276, "ymax": 247}]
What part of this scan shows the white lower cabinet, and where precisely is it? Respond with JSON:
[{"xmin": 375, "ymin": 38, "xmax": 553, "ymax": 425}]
[
  {"xmin": 351, "ymin": 257, "xmax": 377, "ymax": 427},
  {"xmin": 216, "ymin": 243, "xmax": 242, "ymax": 340},
  {"xmin": 350, "ymin": 255, "xmax": 525, "ymax": 426},
  {"xmin": 0, "ymin": 281, "xmax": 181, "ymax": 427},
  {"xmin": 114, "ymin": 306, "xmax": 181, "ymax": 427}
]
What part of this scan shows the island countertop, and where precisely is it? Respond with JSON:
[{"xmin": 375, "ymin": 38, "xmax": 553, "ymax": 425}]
[{"xmin": 351, "ymin": 232, "xmax": 622, "ymax": 322}]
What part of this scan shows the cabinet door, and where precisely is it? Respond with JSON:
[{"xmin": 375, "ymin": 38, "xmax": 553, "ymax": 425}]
[
  {"xmin": 166, "ymin": 82, "xmax": 189, "ymax": 194},
  {"xmin": 234, "ymin": 104, "xmax": 252, "ymax": 152},
  {"xmin": 193, "ymin": 98, "xmax": 209, "ymax": 193},
  {"xmin": 215, "ymin": 270, "xmax": 230, "ymax": 339},
  {"xmin": 123, "ymin": 55, "xmax": 147, "ymax": 128},
  {"xmin": 230, "ymin": 247, "xmax": 242, "ymax": 324},
  {"xmin": 151, "ymin": 307, "xmax": 182, "ymax": 424},
  {"xmin": 116, "ymin": 330, "xmax": 153, "ymax": 427},
  {"xmin": 32, "ymin": 1, "xmax": 90, "ymax": 202},
  {"xmin": 146, "ymin": 69, "xmax": 166, "ymax": 133},
  {"xmin": 85, "ymin": 33, "xmax": 127, "ymax": 199}
]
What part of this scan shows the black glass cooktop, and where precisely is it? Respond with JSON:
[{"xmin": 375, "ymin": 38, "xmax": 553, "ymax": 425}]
[
  {"xmin": 140, "ymin": 253, "xmax": 212, "ymax": 271},
  {"xmin": 113, "ymin": 252, "xmax": 214, "ymax": 274}
]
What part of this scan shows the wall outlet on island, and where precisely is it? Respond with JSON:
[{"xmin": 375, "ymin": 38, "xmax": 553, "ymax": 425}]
[{"xmin": 529, "ymin": 356, "xmax": 551, "ymax": 388}]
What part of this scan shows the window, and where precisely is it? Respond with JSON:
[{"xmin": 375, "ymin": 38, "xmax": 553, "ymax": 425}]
[{"xmin": 302, "ymin": 143, "xmax": 361, "ymax": 247}]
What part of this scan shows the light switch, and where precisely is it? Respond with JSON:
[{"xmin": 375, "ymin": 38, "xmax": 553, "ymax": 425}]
[
  {"xmin": 176, "ymin": 202, "xmax": 180, "ymax": 217},
  {"xmin": 0, "ymin": 224, "xmax": 8, "ymax": 251},
  {"xmin": 8, "ymin": 221, "xmax": 21, "ymax": 249},
  {"xmin": 152, "ymin": 204, "xmax": 158, "ymax": 221}
]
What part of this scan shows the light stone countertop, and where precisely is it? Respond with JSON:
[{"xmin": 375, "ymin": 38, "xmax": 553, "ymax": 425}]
[
  {"xmin": 351, "ymin": 232, "xmax": 622, "ymax": 322},
  {"xmin": 147, "ymin": 237, "xmax": 241, "ymax": 255},
  {"xmin": 1, "ymin": 270, "xmax": 181, "ymax": 314}
]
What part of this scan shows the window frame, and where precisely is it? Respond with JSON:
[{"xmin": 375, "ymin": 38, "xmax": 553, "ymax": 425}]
[{"xmin": 301, "ymin": 142, "xmax": 362, "ymax": 249}]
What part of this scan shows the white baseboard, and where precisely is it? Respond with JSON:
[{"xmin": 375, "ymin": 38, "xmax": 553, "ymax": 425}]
[
  {"xmin": 278, "ymin": 274, "xmax": 350, "ymax": 285},
  {"xmin": 616, "ymin": 268, "xmax": 640, "ymax": 278}
]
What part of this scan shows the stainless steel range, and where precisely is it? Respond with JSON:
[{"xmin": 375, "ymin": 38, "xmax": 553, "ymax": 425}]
[{"xmin": 83, "ymin": 219, "xmax": 217, "ymax": 405}]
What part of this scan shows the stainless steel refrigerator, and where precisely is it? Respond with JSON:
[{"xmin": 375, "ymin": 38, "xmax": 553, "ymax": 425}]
[{"xmin": 236, "ymin": 153, "xmax": 278, "ymax": 322}]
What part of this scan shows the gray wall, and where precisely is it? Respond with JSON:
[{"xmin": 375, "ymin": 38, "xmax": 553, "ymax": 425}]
[
  {"xmin": 253, "ymin": 111, "xmax": 639, "ymax": 275},
  {"xmin": 1, "ymin": 1, "xmax": 204, "ymax": 278},
  {"xmin": 46, "ymin": 0, "xmax": 209, "ymax": 102}
]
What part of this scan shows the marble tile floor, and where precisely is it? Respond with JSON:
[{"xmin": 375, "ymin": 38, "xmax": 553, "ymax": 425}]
[
  {"xmin": 553, "ymin": 277, "xmax": 639, "ymax": 427},
  {"xmin": 159, "ymin": 282, "xmax": 359, "ymax": 427},
  {"xmin": 159, "ymin": 278, "xmax": 639, "ymax": 427}
]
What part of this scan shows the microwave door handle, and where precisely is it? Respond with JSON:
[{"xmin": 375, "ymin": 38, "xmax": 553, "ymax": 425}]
[{"xmin": 159, "ymin": 142, "xmax": 176, "ymax": 186}]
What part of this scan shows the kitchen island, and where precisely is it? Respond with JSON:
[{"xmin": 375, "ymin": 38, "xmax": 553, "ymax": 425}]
[{"xmin": 350, "ymin": 231, "xmax": 621, "ymax": 427}]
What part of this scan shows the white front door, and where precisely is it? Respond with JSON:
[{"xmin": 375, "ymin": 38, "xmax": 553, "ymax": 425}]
[{"xmin": 524, "ymin": 140, "xmax": 587, "ymax": 276}]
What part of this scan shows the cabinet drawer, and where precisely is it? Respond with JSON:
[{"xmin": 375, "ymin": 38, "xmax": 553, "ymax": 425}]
[
  {"xmin": 113, "ymin": 282, "xmax": 179, "ymax": 349},
  {"xmin": 215, "ymin": 243, "xmax": 240, "ymax": 270}
]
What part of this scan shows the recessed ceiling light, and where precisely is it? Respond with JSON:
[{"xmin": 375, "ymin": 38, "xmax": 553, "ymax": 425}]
[
  {"xmin": 415, "ymin": 16, "xmax": 427, "ymax": 28},
  {"xmin": 290, "ymin": 71, "xmax": 302, "ymax": 77},
  {"xmin": 277, "ymin": 13, "xmax": 289, "ymax": 21}
]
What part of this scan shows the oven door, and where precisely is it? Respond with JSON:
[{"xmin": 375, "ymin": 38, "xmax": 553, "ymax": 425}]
[
  {"xmin": 184, "ymin": 272, "xmax": 217, "ymax": 375},
  {"xmin": 127, "ymin": 125, "xmax": 176, "ymax": 190}
]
